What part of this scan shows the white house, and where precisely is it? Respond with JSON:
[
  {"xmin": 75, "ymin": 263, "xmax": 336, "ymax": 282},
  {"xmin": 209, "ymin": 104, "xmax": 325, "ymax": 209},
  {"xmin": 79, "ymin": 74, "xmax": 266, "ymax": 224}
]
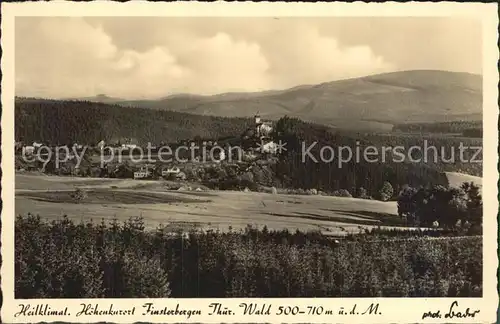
[
  {"xmin": 259, "ymin": 141, "xmax": 278, "ymax": 154},
  {"xmin": 257, "ymin": 123, "xmax": 273, "ymax": 137},
  {"xmin": 134, "ymin": 165, "xmax": 153, "ymax": 179},
  {"xmin": 216, "ymin": 150, "xmax": 226, "ymax": 162},
  {"xmin": 134, "ymin": 171, "xmax": 149, "ymax": 179},
  {"xmin": 122, "ymin": 144, "xmax": 138, "ymax": 150},
  {"xmin": 97, "ymin": 140, "xmax": 106, "ymax": 150},
  {"xmin": 32, "ymin": 142, "xmax": 43, "ymax": 148},
  {"xmin": 161, "ymin": 166, "xmax": 181, "ymax": 177},
  {"xmin": 23, "ymin": 146, "xmax": 35, "ymax": 155},
  {"xmin": 73, "ymin": 143, "xmax": 83, "ymax": 150}
]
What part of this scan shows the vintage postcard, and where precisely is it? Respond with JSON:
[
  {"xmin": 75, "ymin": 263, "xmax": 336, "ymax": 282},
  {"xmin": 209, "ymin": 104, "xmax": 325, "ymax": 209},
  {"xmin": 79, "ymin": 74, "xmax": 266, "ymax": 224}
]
[{"xmin": 1, "ymin": 1, "xmax": 498, "ymax": 323}]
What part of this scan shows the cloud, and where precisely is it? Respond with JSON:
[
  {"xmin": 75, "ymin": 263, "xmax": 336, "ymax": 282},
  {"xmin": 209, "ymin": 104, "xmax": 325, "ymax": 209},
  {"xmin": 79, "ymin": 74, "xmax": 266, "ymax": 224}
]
[
  {"xmin": 261, "ymin": 25, "xmax": 394, "ymax": 88},
  {"xmin": 16, "ymin": 18, "xmax": 119, "ymax": 97},
  {"xmin": 174, "ymin": 32, "xmax": 271, "ymax": 93},
  {"xmin": 16, "ymin": 17, "xmax": 396, "ymax": 99}
]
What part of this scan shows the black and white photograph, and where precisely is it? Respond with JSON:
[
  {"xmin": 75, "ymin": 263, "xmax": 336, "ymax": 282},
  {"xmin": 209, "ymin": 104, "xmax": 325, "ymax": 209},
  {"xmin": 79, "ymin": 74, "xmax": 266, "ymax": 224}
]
[{"xmin": 2, "ymin": 2, "xmax": 498, "ymax": 323}]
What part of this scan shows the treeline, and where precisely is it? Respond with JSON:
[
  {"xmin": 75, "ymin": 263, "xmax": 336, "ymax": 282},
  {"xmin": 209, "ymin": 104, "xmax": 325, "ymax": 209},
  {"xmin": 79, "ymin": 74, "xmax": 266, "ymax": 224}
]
[
  {"xmin": 398, "ymin": 182, "xmax": 482, "ymax": 233},
  {"xmin": 462, "ymin": 128, "xmax": 483, "ymax": 138},
  {"xmin": 15, "ymin": 98, "xmax": 252, "ymax": 145},
  {"xmin": 271, "ymin": 117, "xmax": 449, "ymax": 197},
  {"xmin": 393, "ymin": 121, "xmax": 482, "ymax": 136},
  {"xmin": 16, "ymin": 214, "xmax": 482, "ymax": 298}
]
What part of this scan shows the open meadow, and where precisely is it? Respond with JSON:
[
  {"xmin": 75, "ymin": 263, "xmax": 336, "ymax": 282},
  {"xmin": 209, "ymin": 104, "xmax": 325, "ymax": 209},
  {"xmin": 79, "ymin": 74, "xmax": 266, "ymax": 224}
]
[
  {"xmin": 446, "ymin": 171, "xmax": 482, "ymax": 190},
  {"xmin": 15, "ymin": 173, "xmax": 406, "ymax": 235}
]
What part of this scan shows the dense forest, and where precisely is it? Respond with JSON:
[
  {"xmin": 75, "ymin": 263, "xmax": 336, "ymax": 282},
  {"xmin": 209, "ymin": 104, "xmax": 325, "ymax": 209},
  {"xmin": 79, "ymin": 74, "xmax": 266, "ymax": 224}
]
[
  {"xmin": 15, "ymin": 98, "xmax": 253, "ymax": 145},
  {"xmin": 16, "ymin": 214, "xmax": 482, "ymax": 298},
  {"xmin": 393, "ymin": 121, "xmax": 483, "ymax": 136},
  {"xmin": 269, "ymin": 117, "xmax": 450, "ymax": 197},
  {"xmin": 348, "ymin": 133, "xmax": 482, "ymax": 177}
]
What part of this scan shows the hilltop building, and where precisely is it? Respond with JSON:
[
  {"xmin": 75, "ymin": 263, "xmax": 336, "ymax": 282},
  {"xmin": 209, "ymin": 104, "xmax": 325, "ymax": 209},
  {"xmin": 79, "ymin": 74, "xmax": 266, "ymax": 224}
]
[
  {"xmin": 248, "ymin": 113, "xmax": 278, "ymax": 154},
  {"xmin": 240, "ymin": 113, "xmax": 278, "ymax": 154},
  {"xmin": 254, "ymin": 113, "xmax": 273, "ymax": 138}
]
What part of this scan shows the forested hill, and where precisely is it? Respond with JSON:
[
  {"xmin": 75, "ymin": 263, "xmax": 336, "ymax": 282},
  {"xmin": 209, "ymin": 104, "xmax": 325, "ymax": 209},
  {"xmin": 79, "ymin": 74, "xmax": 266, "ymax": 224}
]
[
  {"xmin": 15, "ymin": 98, "xmax": 253, "ymax": 145},
  {"xmin": 393, "ymin": 121, "xmax": 482, "ymax": 134},
  {"xmin": 270, "ymin": 117, "xmax": 450, "ymax": 196}
]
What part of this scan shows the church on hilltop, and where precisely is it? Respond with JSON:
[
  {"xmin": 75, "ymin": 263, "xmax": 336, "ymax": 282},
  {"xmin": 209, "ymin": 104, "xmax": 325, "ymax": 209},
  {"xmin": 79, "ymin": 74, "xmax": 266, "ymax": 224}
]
[
  {"xmin": 254, "ymin": 112, "xmax": 273, "ymax": 139},
  {"xmin": 241, "ymin": 113, "xmax": 278, "ymax": 154}
]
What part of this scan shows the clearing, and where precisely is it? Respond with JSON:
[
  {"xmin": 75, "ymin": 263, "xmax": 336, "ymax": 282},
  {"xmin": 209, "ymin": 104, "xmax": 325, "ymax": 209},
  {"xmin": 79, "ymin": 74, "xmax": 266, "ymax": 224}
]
[
  {"xmin": 16, "ymin": 173, "xmax": 412, "ymax": 235},
  {"xmin": 445, "ymin": 172, "xmax": 482, "ymax": 191}
]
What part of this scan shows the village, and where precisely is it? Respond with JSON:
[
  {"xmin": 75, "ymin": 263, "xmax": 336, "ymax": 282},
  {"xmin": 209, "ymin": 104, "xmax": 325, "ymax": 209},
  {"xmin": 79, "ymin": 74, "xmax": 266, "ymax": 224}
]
[{"xmin": 15, "ymin": 114, "xmax": 283, "ymax": 191}]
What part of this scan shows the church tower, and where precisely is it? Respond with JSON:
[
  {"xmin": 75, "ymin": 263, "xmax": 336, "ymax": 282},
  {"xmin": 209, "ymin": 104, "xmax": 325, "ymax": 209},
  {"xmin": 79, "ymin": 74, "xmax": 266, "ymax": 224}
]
[
  {"xmin": 255, "ymin": 112, "xmax": 262, "ymax": 137},
  {"xmin": 254, "ymin": 113, "xmax": 261, "ymax": 125}
]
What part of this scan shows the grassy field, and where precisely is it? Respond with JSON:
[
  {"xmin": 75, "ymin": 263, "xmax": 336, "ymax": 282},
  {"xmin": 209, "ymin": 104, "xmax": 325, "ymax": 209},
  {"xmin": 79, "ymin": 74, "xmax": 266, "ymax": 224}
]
[
  {"xmin": 16, "ymin": 172, "xmax": 480, "ymax": 235},
  {"xmin": 16, "ymin": 173, "xmax": 404, "ymax": 235},
  {"xmin": 445, "ymin": 171, "xmax": 482, "ymax": 190}
]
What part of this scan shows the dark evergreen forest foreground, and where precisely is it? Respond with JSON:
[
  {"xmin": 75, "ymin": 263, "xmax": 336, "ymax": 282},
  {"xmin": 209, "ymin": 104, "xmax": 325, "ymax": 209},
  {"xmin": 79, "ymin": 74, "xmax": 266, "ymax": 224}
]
[{"xmin": 16, "ymin": 214, "xmax": 482, "ymax": 298}]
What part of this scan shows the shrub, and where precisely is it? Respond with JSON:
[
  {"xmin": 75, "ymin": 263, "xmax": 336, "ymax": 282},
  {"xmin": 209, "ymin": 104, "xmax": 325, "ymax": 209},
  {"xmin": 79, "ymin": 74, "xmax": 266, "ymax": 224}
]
[
  {"xmin": 398, "ymin": 186, "xmax": 418, "ymax": 220},
  {"xmin": 357, "ymin": 187, "xmax": 371, "ymax": 199},
  {"xmin": 70, "ymin": 188, "xmax": 88, "ymax": 203},
  {"xmin": 379, "ymin": 182, "xmax": 394, "ymax": 201},
  {"xmin": 332, "ymin": 189, "xmax": 352, "ymax": 197},
  {"xmin": 461, "ymin": 182, "xmax": 482, "ymax": 229}
]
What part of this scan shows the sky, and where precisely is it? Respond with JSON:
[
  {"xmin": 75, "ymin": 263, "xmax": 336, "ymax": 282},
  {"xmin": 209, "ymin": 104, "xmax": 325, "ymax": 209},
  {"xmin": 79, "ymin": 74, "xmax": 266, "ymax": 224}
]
[{"xmin": 15, "ymin": 17, "xmax": 482, "ymax": 99}]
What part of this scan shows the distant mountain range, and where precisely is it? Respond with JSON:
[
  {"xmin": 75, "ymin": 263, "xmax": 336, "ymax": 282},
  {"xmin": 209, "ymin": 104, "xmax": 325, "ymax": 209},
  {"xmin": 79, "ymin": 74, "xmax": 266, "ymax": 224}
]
[{"xmin": 67, "ymin": 70, "xmax": 482, "ymax": 130}]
